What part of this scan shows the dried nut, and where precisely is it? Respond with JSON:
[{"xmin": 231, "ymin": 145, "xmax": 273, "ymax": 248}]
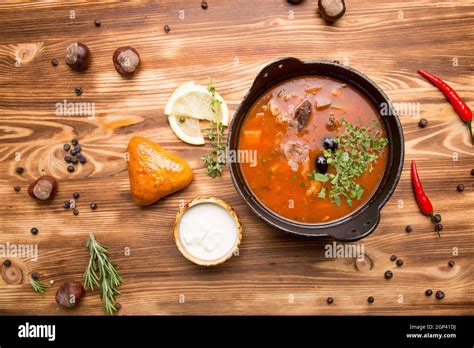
[
  {"xmin": 65, "ymin": 42, "xmax": 91, "ymax": 71},
  {"xmin": 28, "ymin": 175, "xmax": 58, "ymax": 201},
  {"xmin": 55, "ymin": 281, "xmax": 85, "ymax": 308},
  {"xmin": 2, "ymin": 261, "xmax": 23, "ymax": 285},
  {"xmin": 113, "ymin": 46, "xmax": 140, "ymax": 76},
  {"xmin": 318, "ymin": 0, "xmax": 346, "ymax": 23}
]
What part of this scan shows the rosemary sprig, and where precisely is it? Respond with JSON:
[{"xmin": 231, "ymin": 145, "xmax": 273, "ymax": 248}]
[
  {"xmin": 30, "ymin": 277, "xmax": 48, "ymax": 296},
  {"xmin": 83, "ymin": 233, "xmax": 122, "ymax": 315},
  {"xmin": 201, "ymin": 79, "xmax": 226, "ymax": 178}
]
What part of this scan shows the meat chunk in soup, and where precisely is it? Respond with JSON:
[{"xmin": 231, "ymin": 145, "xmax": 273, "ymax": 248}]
[
  {"xmin": 293, "ymin": 100, "xmax": 312, "ymax": 131},
  {"xmin": 281, "ymin": 140, "xmax": 309, "ymax": 172}
]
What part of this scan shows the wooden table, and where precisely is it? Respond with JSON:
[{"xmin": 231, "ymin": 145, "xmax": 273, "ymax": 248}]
[{"xmin": 0, "ymin": 0, "xmax": 472, "ymax": 315}]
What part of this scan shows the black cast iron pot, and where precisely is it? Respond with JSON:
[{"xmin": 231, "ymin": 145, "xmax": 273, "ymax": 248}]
[{"xmin": 227, "ymin": 57, "xmax": 404, "ymax": 241}]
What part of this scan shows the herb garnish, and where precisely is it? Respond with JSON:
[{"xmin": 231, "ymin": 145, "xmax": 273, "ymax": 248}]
[
  {"xmin": 83, "ymin": 233, "xmax": 122, "ymax": 315},
  {"xmin": 201, "ymin": 79, "xmax": 226, "ymax": 178},
  {"xmin": 30, "ymin": 278, "xmax": 48, "ymax": 295},
  {"xmin": 309, "ymin": 119, "xmax": 388, "ymax": 207}
]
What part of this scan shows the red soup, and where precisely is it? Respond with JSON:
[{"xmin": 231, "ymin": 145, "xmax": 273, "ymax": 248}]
[{"xmin": 238, "ymin": 75, "xmax": 388, "ymax": 223}]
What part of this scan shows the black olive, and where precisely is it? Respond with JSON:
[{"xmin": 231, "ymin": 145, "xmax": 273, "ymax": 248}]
[
  {"xmin": 70, "ymin": 149, "xmax": 77, "ymax": 156},
  {"xmin": 74, "ymin": 145, "xmax": 81, "ymax": 153},
  {"xmin": 78, "ymin": 155, "xmax": 86, "ymax": 164},
  {"xmin": 323, "ymin": 137, "xmax": 338, "ymax": 151},
  {"xmin": 434, "ymin": 214, "xmax": 442, "ymax": 223},
  {"xmin": 316, "ymin": 155, "xmax": 328, "ymax": 174}
]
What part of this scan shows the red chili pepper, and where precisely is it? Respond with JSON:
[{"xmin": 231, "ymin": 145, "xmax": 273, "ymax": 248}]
[
  {"xmin": 418, "ymin": 70, "xmax": 473, "ymax": 144},
  {"xmin": 411, "ymin": 160, "xmax": 434, "ymax": 214}
]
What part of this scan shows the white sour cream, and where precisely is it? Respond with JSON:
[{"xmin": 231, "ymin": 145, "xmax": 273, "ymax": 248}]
[{"xmin": 178, "ymin": 203, "xmax": 238, "ymax": 261}]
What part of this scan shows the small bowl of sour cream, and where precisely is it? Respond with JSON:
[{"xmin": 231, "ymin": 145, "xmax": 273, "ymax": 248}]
[{"xmin": 173, "ymin": 197, "xmax": 243, "ymax": 266}]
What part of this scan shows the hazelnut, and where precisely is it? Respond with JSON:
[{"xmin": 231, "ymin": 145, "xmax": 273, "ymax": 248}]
[
  {"xmin": 318, "ymin": 0, "xmax": 346, "ymax": 23},
  {"xmin": 55, "ymin": 281, "xmax": 85, "ymax": 308},
  {"xmin": 113, "ymin": 46, "xmax": 140, "ymax": 77},
  {"xmin": 65, "ymin": 42, "xmax": 91, "ymax": 72},
  {"xmin": 28, "ymin": 175, "xmax": 58, "ymax": 201}
]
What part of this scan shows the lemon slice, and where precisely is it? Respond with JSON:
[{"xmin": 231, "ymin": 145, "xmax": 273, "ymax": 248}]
[
  {"xmin": 165, "ymin": 82, "xmax": 230, "ymax": 126},
  {"xmin": 168, "ymin": 115, "xmax": 205, "ymax": 145}
]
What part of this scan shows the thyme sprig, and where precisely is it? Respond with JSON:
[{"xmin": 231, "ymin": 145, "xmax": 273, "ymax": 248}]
[
  {"xmin": 201, "ymin": 79, "xmax": 226, "ymax": 178},
  {"xmin": 30, "ymin": 277, "xmax": 48, "ymax": 296},
  {"xmin": 83, "ymin": 233, "xmax": 122, "ymax": 315}
]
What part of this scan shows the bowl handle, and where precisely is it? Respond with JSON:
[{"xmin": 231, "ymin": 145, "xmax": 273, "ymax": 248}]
[
  {"xmin": 333, "ymin": 211, "xmax": 381, "ymax": 242},
  {"xmin": 249, "ymin": 57, "xmax": 303, "ymax": 93}
]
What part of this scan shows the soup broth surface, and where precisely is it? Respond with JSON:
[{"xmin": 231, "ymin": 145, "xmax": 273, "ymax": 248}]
[{"xmin": 238, "ymin": 75, "xmax": 388, "ymax": 223}]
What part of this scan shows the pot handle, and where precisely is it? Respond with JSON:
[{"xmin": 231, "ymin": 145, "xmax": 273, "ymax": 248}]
[
  {"xmin": 333, "ymin": 211, "xmax": 381, "ymax": 242},
  {"xmin": 249, "ymin": 57, "xmax": 303, "ymax": 93}
]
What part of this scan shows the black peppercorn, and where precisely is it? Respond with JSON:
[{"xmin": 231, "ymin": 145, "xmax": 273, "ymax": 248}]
[
  {"xmin": 115, "ymin": 302, "xmax": 122, "ymax": 310},
  {"xmin": 434, "ymin": 223, "xmax": 443, "ymax": 233},
  {"xmin": 201, "ymin": 0, "xmax": 208, "ymax": 9},
  {"xmin": 3, "ymin": 260, "xmax": 11, "ymax": 267},
  {"xmin": 390, "ymin": 255, "xmax": 397, "ymax": 262},
  {"xmin": 75, "ymin": 87, "xmax": 83, "ymax": 96},
  {"xmin": 434, "ymin": 214, "xmax": 442, "ymax": 223},
  {"xmin": 448, "ymin": 260, "xmax": 455, "ymax": 267},
  {"xmin": 396, "ymin": 259, "xmax": 404, "ymax": 267},
  {"xmin": 51, "ymin": 58, "xmax": 58, "ymax": 67},
  {"xmin": 73, "ymin": 192, "xmax": 80, "ymax": 199},
  {"xmin": 367, "ymin": 296, "xmax": 375, "ymax": 303},
  {"xmin": 71, "ymin": 139, "xmax": 79, "ymax": 146},
  {"xmin": 63, "ymin": 144, "xmax": 71, "ymax": 151},
  {"xmin": 31, "ymin": 272, "xmax": 40, "ymax": 280},
  {"xmin": 327, "ymin": 297, "xmax": 334, "ymax": 304},
  {"xmin": 405, "ymin": 225, "xmax": 413, "ymax": 233},
  {"xmin": 418, "ymin": 118, "xmax": 428, "ymax": 128},
  {"xmin": 471, "ymin": 169, "xmax": 474, "ymax": 176},
  {"xmin": 14, "ymin": 185, "xmax": 21, "ymax": 192},
  {"xmin": 63, "ymin": 201, "xmax": 71, "ymax": 209},
  {"xmin": 16, "ymin": 167, "xmax": 24, "ymax": 175},
  {"xmin": 94, "ymin": 19, "xmax": 101, "ymax": 27},
  {"xmin": 456, "ymin": 184, "xmax": 464, "ymax": 192},
  {"xmin": 67, "ymin": 165, "xmax": 75, "ymax": 173},
  {"xmin": 425, "ymin": 289, "xmax": 433, "ymax": 297},
  {"xmin": 73, "ymin": 208, "xmax": 79, "ymax": 216},
  {"xmin": 164, "ymin": 24, "xmax": 170, "ymax": 33},
  {"xmin": 384, "ymin": 270, "xmax": 393, "ymax": 279},
  {"xmin": 90, "ymin": 202, "xmax": 97, "ymax": 210},
  {"xmin": 435, "ymin": 290, "xmax": 445, "ymax": 300},
  {"xmin": 31, "ymin": 227, "xmax": 38, "ymax": 235}
]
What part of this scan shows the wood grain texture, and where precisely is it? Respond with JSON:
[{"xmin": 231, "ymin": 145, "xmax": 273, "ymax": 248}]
[{"xmin": 0, "ymin": 0, "xmax": 473, "ymax": 315}]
